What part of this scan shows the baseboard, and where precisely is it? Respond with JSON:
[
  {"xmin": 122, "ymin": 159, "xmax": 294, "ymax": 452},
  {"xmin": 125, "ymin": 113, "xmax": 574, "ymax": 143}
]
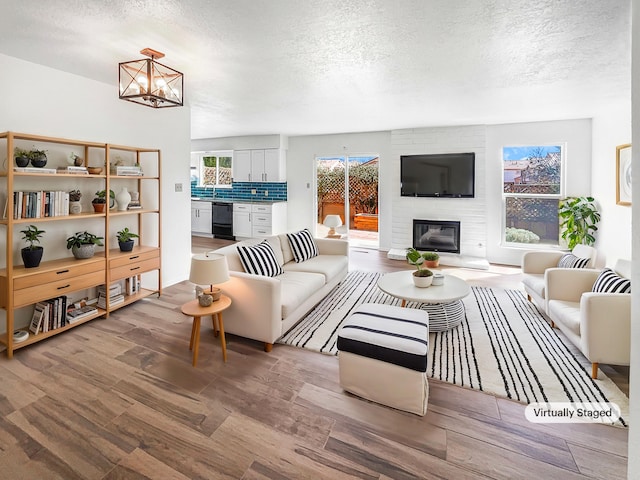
[{"xmin": 387, "ymin": 248, "xmax": 490, "ymax": 270}]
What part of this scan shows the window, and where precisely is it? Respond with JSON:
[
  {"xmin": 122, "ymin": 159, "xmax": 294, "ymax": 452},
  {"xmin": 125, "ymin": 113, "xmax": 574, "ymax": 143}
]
[
  {"xmin": 503, "ymin": 145, "xmax": 563, "ymax": 246},
  {"xmin": 191, "ymin": 151, "xmax": 233, "ymax": 188}
]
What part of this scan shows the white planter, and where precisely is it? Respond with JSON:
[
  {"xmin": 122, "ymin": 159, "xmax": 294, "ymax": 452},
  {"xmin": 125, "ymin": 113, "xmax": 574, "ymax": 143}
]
[{"xmin": 412, "ymin": 272, "xmax": 433, "ymax": 288}]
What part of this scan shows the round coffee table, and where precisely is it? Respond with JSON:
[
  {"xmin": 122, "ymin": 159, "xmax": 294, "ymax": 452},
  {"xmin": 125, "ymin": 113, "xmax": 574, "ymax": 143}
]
[{"xmin": 377, "ymin": 271, "xmax": 471, "ymax": 332}]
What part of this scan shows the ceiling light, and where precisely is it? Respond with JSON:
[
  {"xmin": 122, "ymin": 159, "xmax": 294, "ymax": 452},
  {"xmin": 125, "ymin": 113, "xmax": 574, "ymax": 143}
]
[{"xmin": 119, "ymin": 48, "xmax": 183, "ymax": 108}]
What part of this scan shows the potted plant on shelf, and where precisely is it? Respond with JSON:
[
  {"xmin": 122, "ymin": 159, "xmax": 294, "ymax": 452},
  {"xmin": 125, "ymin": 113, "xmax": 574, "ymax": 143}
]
[
  {"xmin": 69, "ymin": 189, "xmax": 82, "ymax": 214},
  {"xmin": 422, "ymin": 251, "xmax": 440, "ymax": 268},
  {"xmin": 66, "ymin": 231, "xmax": 104, "ymax": 259},
  {"xmin": 116, "ymin": 227, "xmax": 139, "ymax": 252},
  {"xmin": 559, "ymin": 196, "xmax": 601, "ymax": 250},
  {"xmin": 27, "ymin": 148, "xmax": 47, "ymax": 168},
  {"xmin": 92, "ymin": 189, "xmax": 115, "ymax": 213},
  {"xmin": 20, "ymin": 225, "xmax": 45, "ymax": 268},
  {"xmin": 14, "ymin": 147, "xmax": 30, "ymax": 167},
  {"xmin": 406, "ymin": 247, "xmax": 434, "ymax": 287}
]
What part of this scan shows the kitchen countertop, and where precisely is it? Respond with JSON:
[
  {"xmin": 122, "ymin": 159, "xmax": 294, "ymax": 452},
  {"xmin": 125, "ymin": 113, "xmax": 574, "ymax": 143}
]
[{"xmin": 191, "ymin": 197, "xmax": 285, "ymax": 204}]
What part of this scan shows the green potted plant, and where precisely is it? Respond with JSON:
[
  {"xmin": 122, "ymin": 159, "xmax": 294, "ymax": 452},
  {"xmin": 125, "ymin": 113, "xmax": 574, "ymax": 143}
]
[
  {"xmin": 14, "ymin": 147, "xmax": 30, "ymax": 167},
  {"xmin": 20, "ymin": 225, "xmax": 45, "ymax": 268},
  {"xmin": 116, "ymin": 227, "xmax": 139, "ymax": 252},
  {"xmin": 422, "ymin": 251, "xmax": 440, "ymax": 268},
  {"xmin": 92, "ymin": 189, "xmax": 115, "ymax": 213},
  {"xmin": 559, "ymin": 196, "xmax": 601, "ymax": 250},
  {"xmin": 27, "ymin": 148, "xmax": 47, "ymax": 168},
  {"xmin": 406, "ymin": 247, "xmax": 433, "ymax": 287},
  {"xmin": 66, "ymin": 231, "xmax": 104, "ymax": 259}
]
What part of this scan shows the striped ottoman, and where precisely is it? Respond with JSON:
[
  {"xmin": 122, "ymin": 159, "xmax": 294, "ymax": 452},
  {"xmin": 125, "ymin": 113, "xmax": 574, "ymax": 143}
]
[{"xmin": 336, "ymin": 303, "xmax": 430, "ymax": 416}]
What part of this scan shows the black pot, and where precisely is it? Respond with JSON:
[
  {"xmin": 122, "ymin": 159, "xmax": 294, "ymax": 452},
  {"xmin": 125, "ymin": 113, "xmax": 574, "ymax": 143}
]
[
  {"xmin": 119, "ymin": 240, "xmax": 134, "ymax": 252},
  {"xmin": 30, "ymin": 154, "xmax": 47, "ymax": 168},
  {"xmin": 21, "ymin": 247, "xmax": 43, "ymax": 268},
  {"xmin": 15, "ymin": 156, "xmax": 29, "ymax": 167}
]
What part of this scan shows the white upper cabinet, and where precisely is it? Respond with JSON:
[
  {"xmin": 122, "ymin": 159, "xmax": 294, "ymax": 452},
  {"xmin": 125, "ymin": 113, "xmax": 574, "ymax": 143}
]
[{"xmin": 233, "ymin": 149, "xmax": 286, "ymax": 183}]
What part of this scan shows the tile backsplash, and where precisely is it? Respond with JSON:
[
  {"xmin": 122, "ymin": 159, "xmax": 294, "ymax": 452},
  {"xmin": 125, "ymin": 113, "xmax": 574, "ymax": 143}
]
[{"xmin": 191, "ymin": 182, "xmax": 287, "ymax": 201}]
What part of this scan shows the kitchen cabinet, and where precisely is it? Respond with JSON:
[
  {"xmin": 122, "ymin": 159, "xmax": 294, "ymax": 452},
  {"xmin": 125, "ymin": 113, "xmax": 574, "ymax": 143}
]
[
  {"xmin": 191, "ymin": 200, "xmax": 212, "ymax": 235},
  {"xmin": 233, "ymin": 203, "xmax": 252, "ymax": 237},
  {"xmin": 233, "ymin": 202, "xmax": 287, "ymax": 238},
  {"xmin": 233, "ymin": 149, "xmax": 286, "ymax": 183}
]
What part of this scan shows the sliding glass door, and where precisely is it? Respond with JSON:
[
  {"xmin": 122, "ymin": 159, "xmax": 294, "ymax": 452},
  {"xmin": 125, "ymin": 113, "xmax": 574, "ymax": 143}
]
[{"xmin": 316, "ymin": 155, "xmax": 379, "ymax": 247}]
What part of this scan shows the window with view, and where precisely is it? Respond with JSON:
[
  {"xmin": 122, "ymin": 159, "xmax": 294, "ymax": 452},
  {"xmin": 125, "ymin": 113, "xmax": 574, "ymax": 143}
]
[
  {"xmin": 503, "ymin": 145, "xmax": 563, "ymax": 246},
  {"xmin": 191, "ymin": 151, "xmax": 233, "ymax": 187}
]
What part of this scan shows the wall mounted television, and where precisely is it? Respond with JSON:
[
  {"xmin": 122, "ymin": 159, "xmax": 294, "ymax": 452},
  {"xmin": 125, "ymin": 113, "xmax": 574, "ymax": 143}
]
[{"xmin": 400, "ymin": 152, "xmax": 475, "ymax": 198}]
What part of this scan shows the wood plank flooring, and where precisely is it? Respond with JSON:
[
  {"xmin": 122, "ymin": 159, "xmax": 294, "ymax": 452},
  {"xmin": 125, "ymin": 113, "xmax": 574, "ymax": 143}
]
[{"xmin": 0, "ymin": 237, "xmax": 628, "ymax": 479}]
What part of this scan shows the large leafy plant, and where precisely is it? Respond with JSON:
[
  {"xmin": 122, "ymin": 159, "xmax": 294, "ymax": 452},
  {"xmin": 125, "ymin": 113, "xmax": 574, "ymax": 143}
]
[{"xmin": 558, "ymin": 196, "xmax": 601, "ymax": 249}]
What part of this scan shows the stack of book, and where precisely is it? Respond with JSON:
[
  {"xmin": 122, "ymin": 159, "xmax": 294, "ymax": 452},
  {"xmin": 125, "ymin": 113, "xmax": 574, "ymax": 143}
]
[
  {"xmin": 29, "ymin": 295, "xmax": 67, "ymax": 334},
  {"xmin": 14, "ymin": 166, "xmax": 57, "ymax": 174},
  {"xmin": 56, "ymin": 166, "xmax": 88, "ymax": 175},
  {"xmin": 97, "ymin": 283, "xmax": 125, "ymax": 309},
  {"xmin": 66, "ymin": 304, "xmax": 98, "ymax": 323},
  {"xmin": 126, "ymin": 276, "xmax": 141, "ymax": 295},
  {"xmin": 116, "ymin": 166, "xmax": 143, "ymax": 176}
]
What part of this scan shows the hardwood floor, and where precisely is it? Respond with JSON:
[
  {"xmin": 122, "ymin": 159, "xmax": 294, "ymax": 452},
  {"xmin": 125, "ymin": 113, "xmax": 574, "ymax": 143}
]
[{"xmin": 0, "ymin": 237, "xmax": 628, "ymax": 479}]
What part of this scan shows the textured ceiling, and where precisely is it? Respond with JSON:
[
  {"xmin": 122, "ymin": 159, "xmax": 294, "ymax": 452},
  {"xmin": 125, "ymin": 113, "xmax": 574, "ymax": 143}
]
[{"xmin": 0, "ymin": 1, "xmax": 631, "ymax": 139}]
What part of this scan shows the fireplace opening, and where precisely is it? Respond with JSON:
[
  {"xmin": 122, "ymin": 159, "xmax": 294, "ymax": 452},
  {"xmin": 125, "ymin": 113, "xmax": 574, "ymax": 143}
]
[{"xmin": 413, "ymin": 219, "xmax": 461, "ymax": 254}]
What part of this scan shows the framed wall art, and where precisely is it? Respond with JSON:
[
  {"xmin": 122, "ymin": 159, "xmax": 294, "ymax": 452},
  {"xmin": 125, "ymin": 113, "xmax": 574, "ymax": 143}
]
[{"xmin": 616, "ymin": 143, "xmax": 632, "ymax": 206}]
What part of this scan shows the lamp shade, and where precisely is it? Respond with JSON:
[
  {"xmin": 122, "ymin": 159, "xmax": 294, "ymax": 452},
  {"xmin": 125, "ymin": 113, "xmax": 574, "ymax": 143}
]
[
  {"xmin": 189, "ymin": 253, "xmax": 230, "ymax": 286},
  {"xmin": 323, "ymin": 214, "xmax": 343, "ymax": 228}
]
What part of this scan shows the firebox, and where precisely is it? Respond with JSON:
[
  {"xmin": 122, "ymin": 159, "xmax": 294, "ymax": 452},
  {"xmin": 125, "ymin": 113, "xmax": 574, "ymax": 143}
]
[{"xmin": 413, "ymin": 219, "xmax": 461, "ymax": 254}]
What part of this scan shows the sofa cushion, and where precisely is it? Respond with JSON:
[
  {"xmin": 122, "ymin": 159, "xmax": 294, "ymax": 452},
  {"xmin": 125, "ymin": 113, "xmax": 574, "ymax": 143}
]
[
  {"xmin": 592, "ymin": 268, "xmax": 631, "ymax": 293},
  {"xmin": 557, "ymin": 253, "xmax": 590, "ymax": 269},
  {"xmin": 547, "ymin": 300, "xmax": 581, "ymax": 337},
  {"xmin": 286, "ymin": 229, "xmax": 319, "ymax": 262},
  {"xmin": 279, "ymin": 271, "xmax": 326, "ymax": 318},
  {"xmin": 237, "ymin": 241, "xmax": 283, "ymax": 277},
  {"xmin": 522, "ymin": 273, "xmax": 545, "ymax": 299},
  {"xmin": 283, "ymin": 254, "xmax": 348, "ymax": 282}
]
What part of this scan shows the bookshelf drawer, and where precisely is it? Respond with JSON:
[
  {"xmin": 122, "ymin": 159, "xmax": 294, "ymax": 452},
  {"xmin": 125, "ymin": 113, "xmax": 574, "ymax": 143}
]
[
  {"xmin": 110, "ymin": 257, "xmax": 160, "ymax": 281},
  {"xmin": 13, "ymin": 261, "xmax": 104, "ymax": 290},
  {"xmin": 14, "ymin": 270, "xmax": 105, "ymax": 308},
  {"xmin": 109, "ymin": 249, "xmax": 159, "ymax": 269}
]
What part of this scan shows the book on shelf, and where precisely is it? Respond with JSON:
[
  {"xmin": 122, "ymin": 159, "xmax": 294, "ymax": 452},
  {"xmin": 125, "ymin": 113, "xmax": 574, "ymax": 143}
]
[
  {"xmin": 125, "ymin": 276, "xmax": 141, "ymax": 295},
  {"xmin": 97, "ymin": 294, "xmax": 125, "ymax": 309},
  {"xmin": 116, "ymin": 166, "xmax": 143, "ymax": 176},
  {"xmin": 66, "ymin": 305, "xmax": 98, "ymax": 323},
  {"xmin": 127, "ymin": 204, "xmax": 143, "ymax": 210},
  {"xmin": 14, "ymin": 167, "xmax": 57, "ymax": 174},
  {"xmin": 56, "ymin": 166, "xmax": 88, "ymax": 174},
  {"xmin": 12, "ymin": 190, "xmax": 69, "ymax": 219},
  {"xmin": 98, "ymin": 283, "xmax": 122, "ymax": 297}
]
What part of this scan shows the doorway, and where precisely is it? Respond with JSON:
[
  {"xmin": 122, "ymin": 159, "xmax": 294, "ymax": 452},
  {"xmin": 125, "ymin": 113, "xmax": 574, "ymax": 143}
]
[{"xmin": 315, "ymin": 155, "xmax": 379, "ymax": 248}]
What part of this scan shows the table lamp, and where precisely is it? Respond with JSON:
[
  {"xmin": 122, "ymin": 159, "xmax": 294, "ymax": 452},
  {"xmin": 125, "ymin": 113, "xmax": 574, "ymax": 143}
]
[
  {"xmin": 189, "ymin": 252, "xmax": 230, "ymax": 301},
  {"xmin": 323, "ymin": 214, "xmax": 343, "ymax": 238}
]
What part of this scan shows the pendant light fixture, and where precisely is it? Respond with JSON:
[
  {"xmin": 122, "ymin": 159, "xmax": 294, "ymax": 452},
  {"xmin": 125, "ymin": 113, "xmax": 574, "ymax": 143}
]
[{"xmin": 119, "ymin": 48, "xmax": 183, "ymax": 108}]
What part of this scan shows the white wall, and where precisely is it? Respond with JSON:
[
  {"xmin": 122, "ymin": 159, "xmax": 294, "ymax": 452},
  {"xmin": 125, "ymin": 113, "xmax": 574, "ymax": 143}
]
[
  {"xmin": 485, "ymin": 119, "xmax": 592, "ymax": 265},
  {"xmin": 191, "ymin": 134, "xmax": 284, "ymax": 152},
  {"xmin": 287, "ymin": 131, "xmax": 392, "ymax": 247},
  {"xmin": 591, "ymin": 104, "xmax": 632, "ymax": 267},
  {"xmin": 0, "ymin": 53, "xmax": 192, "ymax": 291},
  {"xmin": 627, "ymin": 0, "xmax": 639, "ymax": 475},
  {"xmin": 390, "ymin": 126, "xmax": 487, "ymax": 257}
]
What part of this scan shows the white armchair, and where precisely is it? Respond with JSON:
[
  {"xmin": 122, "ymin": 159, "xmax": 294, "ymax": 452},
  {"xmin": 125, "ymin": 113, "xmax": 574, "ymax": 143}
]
[
  {"xmin": 545, "ymin": 259, "xmax": 631, "ymax": 379},
  {"xmin": 522, "ymin": 244, "xmax": 604, "ymax": 313}
]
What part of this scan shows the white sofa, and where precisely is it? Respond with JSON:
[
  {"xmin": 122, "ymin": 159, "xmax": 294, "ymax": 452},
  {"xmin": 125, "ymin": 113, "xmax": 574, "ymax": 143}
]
[
  {"xmin": 214, "ymin": 234, "xmax": 349, "ymax": 351},
  {"xmin": 545, "ymin": 259, "xmax": 631, "ymax": 379},
  {"xmin": 522, "ymin": 244, "xmax": 604, "ymax": 313}
]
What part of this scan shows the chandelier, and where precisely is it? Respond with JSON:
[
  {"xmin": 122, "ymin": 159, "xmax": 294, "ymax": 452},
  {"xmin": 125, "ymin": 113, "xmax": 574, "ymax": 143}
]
[{"xmin": 118, "ymin": 48, "xmax": 183, "ymax": 108}]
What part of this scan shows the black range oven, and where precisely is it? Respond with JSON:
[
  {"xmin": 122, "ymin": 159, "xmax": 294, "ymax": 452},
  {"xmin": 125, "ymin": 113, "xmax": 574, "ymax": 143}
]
[{"xmin": 212, "ymin": 202, "xmax": 234, "ymax": 240}]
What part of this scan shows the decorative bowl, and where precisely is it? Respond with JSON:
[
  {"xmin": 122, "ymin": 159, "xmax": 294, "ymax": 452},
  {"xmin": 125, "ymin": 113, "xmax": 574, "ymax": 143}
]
[{"xmin": 87, "ymin": 167, "xmax": 102, "ymax": 175}]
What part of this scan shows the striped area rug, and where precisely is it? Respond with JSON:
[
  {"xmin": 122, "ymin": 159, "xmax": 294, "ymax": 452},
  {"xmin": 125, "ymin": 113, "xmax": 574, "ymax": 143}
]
[{"xmin": 278, "ymin": 271, "xmax": 629, "ymax": 425}]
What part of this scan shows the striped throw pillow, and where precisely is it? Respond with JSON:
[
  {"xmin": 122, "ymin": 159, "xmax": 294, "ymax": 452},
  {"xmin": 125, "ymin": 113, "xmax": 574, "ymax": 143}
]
[
  {"xmin": 237, "ymin": 241, "xmax": 283, "ymax": 277},
  {"xmin": 286, "ymin": 229, "xmax": 319, "ymax": 263},
  {"xmin": 557, "ymin": 253, "xmax": 590, "ymax": 269},
  {"xmin": 592, "ymin": 268, "xmax": 631, "ymax": 293}
]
